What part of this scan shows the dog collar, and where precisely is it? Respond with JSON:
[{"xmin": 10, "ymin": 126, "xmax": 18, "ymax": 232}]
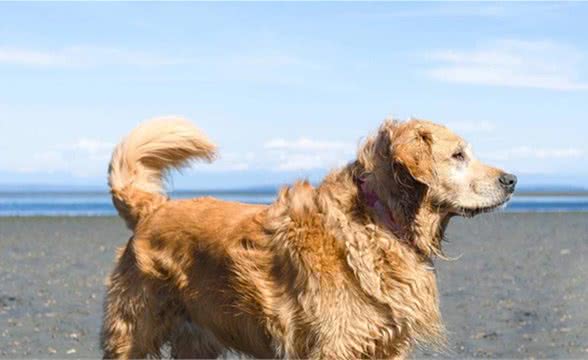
[
  {"xmin": 356, "ymin": 177, "xmax": 436, "ymax": 268},
  {"xmin": 356, "ymin": 177, "xmax": 403, "ymax": 237}
]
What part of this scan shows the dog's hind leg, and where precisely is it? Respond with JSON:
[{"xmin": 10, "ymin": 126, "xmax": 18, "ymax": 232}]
[
  {"xmin": 101, "ymin": 245, "xmax": 174, "ymax": 359},
  {"xmin": 170, "ymin": 321, "xmax": 225, "ymax": 359}
]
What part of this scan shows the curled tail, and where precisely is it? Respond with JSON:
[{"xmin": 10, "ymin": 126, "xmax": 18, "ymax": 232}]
[{"xmin": 108, "ymin": 116, "xmax": 216, "ymax": 229}]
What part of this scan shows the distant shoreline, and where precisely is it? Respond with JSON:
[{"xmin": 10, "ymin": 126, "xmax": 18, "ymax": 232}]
[
  {"xmin": 1, "ymin": 190, "xmax": 588, "ymax": 197},
  {"xmin": 514, "ymin": 191, "xmax": 588, "ymax": 197},
  {"xmin": 0, "ymin": 210, "xmax": 584, "ymax": 219},
  {"xmin": 2, "ymin": 190, "xmax": 588, "ymax": 216}
]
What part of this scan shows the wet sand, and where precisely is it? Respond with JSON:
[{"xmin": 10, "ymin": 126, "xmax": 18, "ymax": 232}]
[{"xmin": 1, "ymin": 213, "xmax": 587, "ymax": 358}]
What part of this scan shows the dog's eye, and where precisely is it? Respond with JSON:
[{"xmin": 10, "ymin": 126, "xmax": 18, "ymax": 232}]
[{"xmin": 452, "ymin": 151, "xmax": 465, "ymax": 161}]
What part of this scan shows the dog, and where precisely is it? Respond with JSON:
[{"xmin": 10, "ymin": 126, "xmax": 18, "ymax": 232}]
[{"xmin": 101, "ymin": 116, "xmax": 516, "ymax": 359}]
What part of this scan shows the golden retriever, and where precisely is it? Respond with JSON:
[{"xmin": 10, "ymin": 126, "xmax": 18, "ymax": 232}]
[{"xmin": 101, "ymin": 116, "xmax": 516, "ymax": 359}]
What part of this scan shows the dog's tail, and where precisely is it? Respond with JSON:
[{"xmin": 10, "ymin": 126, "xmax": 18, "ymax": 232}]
[{"xmin": 108, "ymin": 116, "xmax": 216, "ymax": 229}]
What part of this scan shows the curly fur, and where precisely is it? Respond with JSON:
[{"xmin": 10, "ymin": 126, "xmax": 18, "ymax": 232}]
[{"xmin": 101, "ymin": 116, "xmax": 512, "ymax": 359}]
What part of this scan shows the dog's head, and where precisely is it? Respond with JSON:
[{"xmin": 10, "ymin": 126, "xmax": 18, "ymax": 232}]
[{"xmin": 361, "ymin": 119, "xmax": 516, "ymax": 218}]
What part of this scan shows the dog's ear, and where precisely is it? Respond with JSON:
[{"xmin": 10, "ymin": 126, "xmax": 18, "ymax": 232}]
[
  {"xmin": 357, "ymin": 119, "xmax": 394, "ymax": 174},
  {"xmin": 390, "ymin": 123, "xmax": 434, "ymax": 185}
]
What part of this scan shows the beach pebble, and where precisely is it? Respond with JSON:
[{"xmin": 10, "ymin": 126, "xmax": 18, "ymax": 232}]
[
  {"xmin": 47, "ymin": 347, "xmax": 56, "ymax": 354},
  {"xmin": 66, "ymin": 348, "xmax": 76, "ymax": 354},
  {"xmin": 560, "ymin": 249, "xmax": 570, "ymax": 255},
  {"xmin": 472, "ymin": 331, "xmax": 498, "ymax": 339}
]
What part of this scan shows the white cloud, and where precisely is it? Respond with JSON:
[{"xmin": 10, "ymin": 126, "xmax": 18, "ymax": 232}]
[
  {"xmin": 0, "ymin": 46, "xmax": 320, "ymax": 89},
  {"xmin": 8, "ymin": 134, "xmax": 356, "ymax": 176},
  {"xmin": 263, "ymin": 137, "xmax": 355, "ymax": 171},
  {"xmin": 264, "ymin": 137, "xmax": 352, "ymax": 151},
  {"xmin": 191, "ymin": 151, "xmax": 254, "ymax": 172},
  {"xmin": 0, "ymin": 46, "xmax": 319, "ymax": 72},
  {"xmin": 426, "ymin": 39, "xmax": 588, "ymax": 91},
  {"xmin": 57, "ymin": 138, "xmax": 115, "ymax": 154},
  {"xmin": 0, "ymin": 46, "xmax": 185, "ymax": 67},
  {"xmin": 184, "ymin": 137, "xmax": 355, "ymax": 173},
  {"xmin": 16, "ymin": 150, "xmax": 66, "ymax": 174},
  {"xmin": 483, "ymin": 146, "xmax": 585, "ymax": 161},
  {"xmin": 13, "ymin": 137, "xmax": 115, "ymax": 177},
  {"xmin": 275, "ymin": 154, "xmax": 326, "ymax": 171}
]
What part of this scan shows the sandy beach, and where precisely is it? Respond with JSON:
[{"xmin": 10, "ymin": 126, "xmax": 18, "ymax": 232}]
[{"xmin": 1, "ymin": 213, "xmax": 587, "ymax": 358}]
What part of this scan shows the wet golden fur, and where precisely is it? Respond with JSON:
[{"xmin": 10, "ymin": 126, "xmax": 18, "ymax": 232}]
[{"xmin": 101, "ymin": 116, "xmax": 513, "ymax": 359}]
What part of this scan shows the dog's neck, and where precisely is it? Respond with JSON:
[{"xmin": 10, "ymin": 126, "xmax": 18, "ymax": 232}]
[
  {"xmin": 320, "ymin": 162, "xmax": 449, "ymax": 258},
  {"xmin": 356, "ymin": 176, "xmax": 404, "ymax": 237},
  {"xmin": 317, "ymin": 163, "xmax": 447, "ymax": 347}
]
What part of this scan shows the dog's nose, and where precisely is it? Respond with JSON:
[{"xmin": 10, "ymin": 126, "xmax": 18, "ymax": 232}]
[{"xmin": 499, "ymin": 173, "xmax": 517, "ymax": 193}]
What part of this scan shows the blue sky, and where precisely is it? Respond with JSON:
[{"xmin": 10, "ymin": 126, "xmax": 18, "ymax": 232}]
[{"xmin": 1, "ymin": 2, "xmax": 587, "ymax": 190}]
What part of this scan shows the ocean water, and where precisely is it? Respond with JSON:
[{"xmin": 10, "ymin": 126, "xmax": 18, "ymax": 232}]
[{"xmin": 0, "ymin": 191, "xmax": 587, "ymax": 216}]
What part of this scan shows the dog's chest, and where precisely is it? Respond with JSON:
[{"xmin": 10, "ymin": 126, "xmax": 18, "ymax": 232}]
[
  {"xmin": 310, "ymin": 253, "xmax": 440, "ymax": 356},
  {"xmin": 289, "ymin": 274, "xmax": 422, "ymax": 358}
]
